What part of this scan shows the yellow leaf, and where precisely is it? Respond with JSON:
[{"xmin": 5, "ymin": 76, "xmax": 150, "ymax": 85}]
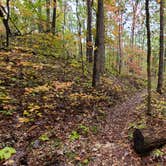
[{"xmin": 18, "ymin": 117, "xmax": 30, "ymax": 123}]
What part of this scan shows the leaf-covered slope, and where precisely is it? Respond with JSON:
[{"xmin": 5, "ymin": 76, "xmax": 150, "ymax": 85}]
[{"xmin": 0, "ymin": 46, "xmax": 165, "ymax": 165}]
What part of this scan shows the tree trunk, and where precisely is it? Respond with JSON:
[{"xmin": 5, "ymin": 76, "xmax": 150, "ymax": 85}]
[
  {"xmin": 164, "ymin": 48, "xmax": 166, "ymax": 72},
  {"xmin": 157, "ymin": 0, "xmax": 164, "ymax": 94},
  {"xmin": 145, "ymin": 0, "xmax": 152, "ymax": 115},
  {"xmin": 131, "ymin": 0, "xmax": 139, "ymax": 48},
  {"xmin": 118, "ymin": 6, "xmax": 123, "ymax": 75},
  {"xmin": 6, "ymin": 0, "xmax": 10, "ymax": 46},
  {"xmin": 51, "ymin": 0, "xmax": 57, "ymax": 35},
  {"xmin": 38, "ymin": 0, "xmax": 43, "ymax": 33},
  {"xmin": 92, "ymin": 0, "xmax": 105, "ymax": 87},
  {"xmin": 99, "ymin": 0, "xmax": 105, "ymax": 74},
  {"xmin": 0, "ymin": 1, "xmax": 11, "ymax": 47},
  {"xmin": 133, "ymin": 129, "xmax": 166, "ymax": 156},
  {"xmin": 86, "ymin": 0, "xmax": 93, "ymax": 63},
  {"xmin": 76, "ymin": 0, "xmax": 84, "ymax": 75},
  {"xmin": 46, "ymin": 0, "xmax": 50, "ymax": 32}
]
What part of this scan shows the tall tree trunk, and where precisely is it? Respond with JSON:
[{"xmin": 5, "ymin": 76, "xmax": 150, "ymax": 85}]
[
  {"xmin": 51, "ymin": 0, "xmax": 57, "ymax": 35},
  {"xmin": 6, "ymin": 0, "xmax": 10, "ymax": 46},
  {"xmin": 118, "ymin": 6, "xmax": 123, "ymax": 75},
  {"xmin": 164, "ymin": 48, "xmax": 166, "ymax": 72},
  {"xmin": 76, "ymin": 0, "xmax": 84, "ymax": 75},
  {"xmin": 157, "ymin": 0, "xmax": 165, "ymax": 94},
  {"xmin": 63, "ymin": 1, "xmax": 66, "ymax": 40},
  {"xmin": 99, "ymin": 0, "xmax": 105, "ymax": 74},
  {"xmin": 131, "ymin": 0, "xmax": 139, "ymax": 48},
  {"xmin": 145, "ymin": 0, "xmax": 152, "ymax": 115},
  {"xmin": 86, "ymin": 0, "xmax": 93, "ymax": 63},
  {"xmin": 92, "ymin": 0, "xmax": 105, "ymax": 87},
  {"xmin": 0, "ymin": 1, "xmax": 11, "ymax": 47},
  {"xmin": 46, "ymin": 0, "xmax": 50, "ymax": 32},
  {"xmin": 38, "ymin": 0, "xmax": 42, "ymax": 33},
  {"xmin": 141, "ymin": 28, "xmax": 145, "ymax": 51}
]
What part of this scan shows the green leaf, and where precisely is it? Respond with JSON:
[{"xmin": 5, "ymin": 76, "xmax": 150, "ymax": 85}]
[
  {"xmin": 79, "ymin": 125, "xmax": 89, "ymax": 134},
  {"xmin": 153, "ymin": 149, "xmax": 164, "ymax": 157},
  {"xmin": 0, "ymin": 147, "xmax": 16, "ymax": 160},
  {"xmin": 82, "ymin": 159, "xmax": 89, "ymax": 164},
  {"xmin": 69, "ymin": 131, "xmax": 80, "ymax": 141},
  {"xmin": 39, "ymin": 133, "xmax": 49, "ymax": 141}
]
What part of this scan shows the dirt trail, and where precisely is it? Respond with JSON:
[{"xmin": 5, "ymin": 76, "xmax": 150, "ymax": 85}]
[
  {"xmin": 91, "ymin": 90, "xmax": 152, "ymax": 166},
  {"xmin": 106, "ymin": 89, "xmax": 147, "ymax": 141}
]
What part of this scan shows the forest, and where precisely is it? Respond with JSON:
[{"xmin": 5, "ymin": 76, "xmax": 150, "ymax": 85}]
[{"xmin": 0, "ymin": 0, "xmax": 165, "ymax": 165}]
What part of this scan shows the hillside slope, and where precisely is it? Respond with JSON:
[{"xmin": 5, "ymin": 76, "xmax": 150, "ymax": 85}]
[{"xmin": 0, "ymin": 47, "xmax": 165, "ymax": 166}]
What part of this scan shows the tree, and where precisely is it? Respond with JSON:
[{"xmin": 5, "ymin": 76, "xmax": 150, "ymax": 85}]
[
  {"xmin": 117, "ymin": 0, "xmax": 124, "ymax": 74},
  {"xmin": 145, "ymin": 0, "xmax": 152, "ymax": 115},
  {"xmin": 133, "ymin": 129, "xmax": 166, "ymax": 156},
  {"xmin": 51, "ymin": 0, "xmax": 57, "ymax": 34},
  {"xmin": 0, "ymin": 0, "xmax": 11, "ymax": 47},
  {"xmin": 92, "ymin": 0, "xmax": 105, "ymax": 87},
  {"xmin": 38, "ymin": 0, "xmax": 43, "ymax": 33},
  {"xmin": 157, "ymin": 0, "xmax": 165, "ymax": 94},
  {"xmin": 76, "ymin": 0, "xmax": 84, "ymax": 75},
  {"xmin": 86, "ymin": 0, "xmax": 93, "ymax": 63},
  {"xmin": 164, "ymin": 48, "xmax": 166, "ymax": 72},
  {"xmin": 46, "ymin": 0, "xmax": 51, "ymax": 32},
  {"xmin": 131, "ymin": 0, "xmax": 140, "ymax": 48}
]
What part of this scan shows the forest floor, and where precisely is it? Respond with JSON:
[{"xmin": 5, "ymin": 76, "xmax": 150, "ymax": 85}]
[{"xmin": 0, "ymin": 44, "xmax": 166, "ymax": 166}]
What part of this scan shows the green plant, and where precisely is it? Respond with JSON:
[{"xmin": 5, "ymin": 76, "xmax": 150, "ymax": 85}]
[
  {"xmin": 39, "ymin": 133, "xmax": 49, "ymax": 141},
  {"xmin": 152, "ymin": 149, "xmax": 164, "ymax": 158},
  {"xmin": 53, "ymin": 138, "xmax": 61, "ymax": 147},
  {"xmin": 69, "ymin": 131, "xmax": 80, "ymax": 141},
  {"xmin": 82, "ymin": 159, "xmax": 89, "ymax": 165},
  {"xmin": 128, "ymin": 121, "xmax": 146, "ymax": 130},
  {"xmin": 128, "ymin": 131, "xmax": 134, "ymax": 140},
  {"xmin": 0, "ymin": 147, "xmax": 16, "ymax": 160},
  {"xmin": 91, "ymin": 126, "xmax": 98, "ymax": 134},
  {"xmin": 0, "ymin": 110, "xmax": 14, "ymax": 116},
  {"xmin": 77, "ymin": 158, "xmax": 89, "ymax": 166},
  {"xmin": 128, "ymin": 121, "xmax": 146, "ymax": 140},
  {"xmin": 79, "ymin": 125, "xmax": 89, "ymax": 134},
  {"xmin": 65, "ymin": 151, "xmax": 76, "ymax": 160}
]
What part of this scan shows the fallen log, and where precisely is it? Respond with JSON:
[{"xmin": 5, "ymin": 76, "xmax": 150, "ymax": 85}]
[{"xmin": 133, "ymin": 129, "xmax": 166, "ymax": 156}]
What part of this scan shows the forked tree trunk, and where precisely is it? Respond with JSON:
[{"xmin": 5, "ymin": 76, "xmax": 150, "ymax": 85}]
[{"xmin": 0, "ymin": 1, "xmax": 11, "ymax": 47}]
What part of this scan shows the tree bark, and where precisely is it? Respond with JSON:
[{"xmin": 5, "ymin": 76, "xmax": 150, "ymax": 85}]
[
  {"xmin": 118, "ymin": 3, "xmax": 123, "ymax": 75},
  {"xmin": 164, "ymin": 48, "xmax": 166, "ymax": 72},
  {"xmin": 86, "ymin": 0, "xmax": 93, "ymax": 63},
  {"xmin": 131, "ymin": 0, "xmax": 139, "ymax": 48},
  {"xmin": 133, "ymin": 129, "xmax": 166, "ymax": 156},
  {"xmin": 157, "ymin": 0, "xmax": 165, "ymax": 94},
  {"xmin": 76, "ymin": 0, "xmax": 84, "ymax": 75},
  {"xmin": 99, "ymin": 0, "xmax": 105, "ymax": 74},
  {"xmin": 46, "ymin": 0, "xmax": 51, "ymax": 32},
  {"xmin": 0, "ymin": 1, "xmax": 11, "ymax": 47},
  {"xmin": 92, "ymin": 0, "xmax": 105, "ymax": 87},
  {"xmin": 38, "ymin": 0, "xmax": 43, "ymax": 33},
  {"xmin": 145, "ymin": 0, "xmax": 152, "ymax": 115},
  {"xmin": 51, "ymin": 0, "xmax": 57, "ymax": 35}
]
